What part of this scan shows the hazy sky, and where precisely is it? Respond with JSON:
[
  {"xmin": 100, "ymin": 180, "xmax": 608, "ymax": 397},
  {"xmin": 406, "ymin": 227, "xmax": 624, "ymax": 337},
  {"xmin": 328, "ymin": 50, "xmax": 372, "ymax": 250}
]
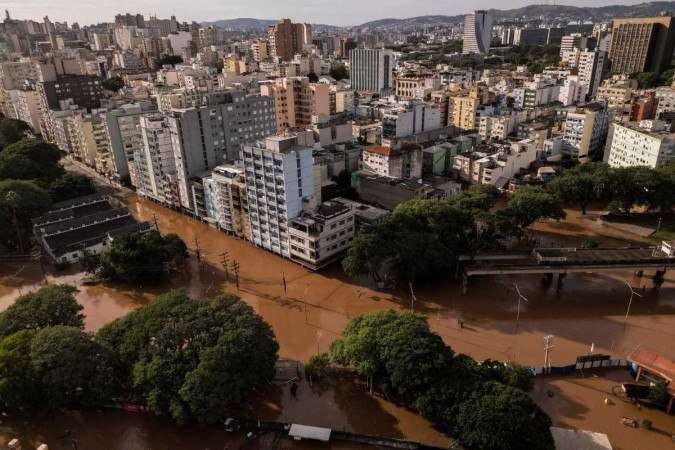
[{"xmin": 3, "ymin": 0, "xmax": 657, "ymax": 26}]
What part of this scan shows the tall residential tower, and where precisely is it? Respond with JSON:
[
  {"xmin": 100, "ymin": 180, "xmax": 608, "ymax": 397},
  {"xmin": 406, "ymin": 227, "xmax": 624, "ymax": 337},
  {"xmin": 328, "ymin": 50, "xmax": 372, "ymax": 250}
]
[{"xmin": 463, "ymin": 11, "xmax": 492, "ymax": 55}]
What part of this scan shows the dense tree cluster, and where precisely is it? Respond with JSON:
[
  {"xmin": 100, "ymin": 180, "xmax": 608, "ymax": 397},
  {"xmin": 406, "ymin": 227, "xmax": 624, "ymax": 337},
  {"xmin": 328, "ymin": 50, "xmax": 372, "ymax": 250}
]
[
  {"xmin": 329, "ymin": 62, "xmax": 349, "ymax": 80},
  {"xmin": 0, "ymin": 115, "xmax": 31, "ymax": 150},
  {"xmin": 550, "ymin": 162, "xmax": 675, "ymax": 214},
  {"xmin": 330, "ymin": 310, "xmax": 551, "ymax": 450},
  {"xmin": 0, "ymin": 286, "xmax": 279, "ymax": 424},
  {"xmin": 0, "ymin": 136, "xmax": 96, "ymax": 251},
  {"xmin": 97, "ymin": 289, "xmax": 278, "ymax": 423},
  {"xmin": 87, "ymin": 229, "xmax": 188, "ymax": 283},
  {"xmin": 342, "ymin": 185, "xmax": 564, "ymax": 284},
  {"xmin": 0, "ymin": 285, "xmax": 117, "ymax": 410},
  {"xmin": 102, "ymin": 76, "xmax": 125, "ymax": 92}
]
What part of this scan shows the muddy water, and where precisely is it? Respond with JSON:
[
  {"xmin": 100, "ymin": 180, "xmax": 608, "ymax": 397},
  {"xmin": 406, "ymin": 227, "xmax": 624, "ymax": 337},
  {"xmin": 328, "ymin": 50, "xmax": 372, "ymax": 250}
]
[{"xmin": 1, "ymin": 196, "xmax": 674, "ymax": 449}]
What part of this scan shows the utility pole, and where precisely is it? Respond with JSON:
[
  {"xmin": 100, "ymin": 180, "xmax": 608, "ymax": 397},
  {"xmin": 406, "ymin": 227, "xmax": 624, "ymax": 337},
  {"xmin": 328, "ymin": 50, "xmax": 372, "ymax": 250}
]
[
  {"xmin": 220, "ymin": 251, "xmax": 230, "ymax": 281},
  {"xmin": 622, "ymin": 278, "xmax": 642, "ymax": 330},
  {"xmin": 408, "ymin": 281, "xmax": 417, "ymax": 312},
  {"xmin": 232, "ymin": 259, "xmax": 240, "ymax": 289},
  {"xmin": 514, "ymin": 282, "xmax": 529, "ymax": 324},
  {"xmin": 544, "ymin": 335, "xmax": 554, "ymax": 369},
  {"xmin": 282, "ymin": 271, "xmax": 287, "ymax": 297}
]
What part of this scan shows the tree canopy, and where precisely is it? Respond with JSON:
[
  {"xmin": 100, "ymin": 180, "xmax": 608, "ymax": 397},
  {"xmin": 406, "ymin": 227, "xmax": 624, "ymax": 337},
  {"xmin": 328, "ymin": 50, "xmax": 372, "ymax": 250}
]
[
  {"xmin": 550, "ymin": 162, "xmax": 675, "ymax": 214},
  {"xmin": 0, "ymin": 116, "xmax": 31, "ymax": 150},
  {"xmin": 30, "ymin": 326, "xmax": 118, "ymax": 408},
  {"xmin": 342, "ymin": 198, "xmax": 476, "ymax": 283},
  {"xmin": 0, "ymin": 179, "xmax": 52, "ymax": 251},
  {"xmin": 501, "ymin": 186, "xmax": 565, "ymax": 229},
  {"xmin": 93, "ymin": 230, "xmax": 188, "ymax": 283},
  {"xmin": 329, "ymin": 310, "xmax": 552, "ymax": 449},
  {"xmin": 456, "ymin": 381, "xmax": 554, "ymax": 450},
  {"xmin": 47, "ymin": 172, "xmax": 97, "ymax": 203},
  {"xmin": 330, "ymin": 63, "xmax": 349, "ymax": 81},
  {"xmin": 102, "ymin": 76, "xmax": 125, "ymax": 92},
  {"xmin": 0, "ymin": 284, "xmax": 84, "ymax": 338},
  {"xmin": 0, "ymin": 139, "xmax": 64, "ymax": 186},
  {"xmin": 97, "ymin": 290, "xmax": 278, "ymax": 424}
]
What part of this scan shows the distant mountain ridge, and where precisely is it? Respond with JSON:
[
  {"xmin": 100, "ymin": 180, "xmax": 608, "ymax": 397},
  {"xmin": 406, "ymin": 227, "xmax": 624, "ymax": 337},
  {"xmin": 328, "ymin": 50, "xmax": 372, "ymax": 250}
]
[{"xmin": 201, "ymin": 2, "xmax": 675, "ymax": 31}]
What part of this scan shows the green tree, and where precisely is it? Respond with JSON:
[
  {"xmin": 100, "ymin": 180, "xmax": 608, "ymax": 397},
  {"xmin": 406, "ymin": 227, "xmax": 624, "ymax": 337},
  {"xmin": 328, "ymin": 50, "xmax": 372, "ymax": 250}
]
[
  {"xmin": 449, "ymin": 184, "xmax": 499, "ymax": 212},
  {"xmin": 102, "ymin": 76, "xmax": 125, "ymax": 92},
  {"xmin": 330, "ymin": 63, "xmax": 349, "ymax": 80},
  {"xmin": 343, "ymin": 199, "xmax": 476, "ymax": 283},
  {"xmin": 156, "ymin": 55, "xmax": 183, "ymax": 67},
  {"xmin": 330, "ymin": 310, "xmax": 454, "ymax": 401},
  {"xmin": 631, "ymin": 72, "xmax": 657, "ymax": 89},
  {"xmin": 47, "ymin": 172, "xmax": 96, "ymax": 203},
  {"xmin": 97, "ymin": 291, "xmax": 278, "ymax": 423},
  {"xmin": 307, "ymin": 72, "xmax": 319, "ymax": 82},
  {"xmin": 503, "ymin": 186, "xmax": 565, "ymax": 229},
  {"xmin": 0, "ymin": 179, "xmax": 52, "ymax": 251},
  {"xmin": 658, "ymin": 68, "xmax": 675, "ymax": 86},
  {"xmin": 305, "ymin": 352, "xmax": 331, "ymax": 383},
  {"xmin": 0, "ymin": 116, "xmax": 31, "ymax": 150},
  {"xmin": 0, "ymin": 139, "xmax": 64, "ymax": 186},
  {"xmin": 179, "ymin": 326, "xmax": 278, "ymax": 424},
  {"xmin": 550, "ymin": 173, "xmax": 597, "ymax": 214},
  {"xmin": 456, "ymin": 381, "xmax": 554, "ymax": 450},
  {"xmin": 95, "ymin": 230, "xmax": 188, "ymax": 283},
  {"xmin": 0, "ymin": 284, "xmax": 84, "ymax": 338},
  {"xmin": 0, "ymin": 330, "xmax": 40, "ymax": 409},
  {"xmin": 31, "ymin": 326, "xmax": 118, "ymax": 408}
]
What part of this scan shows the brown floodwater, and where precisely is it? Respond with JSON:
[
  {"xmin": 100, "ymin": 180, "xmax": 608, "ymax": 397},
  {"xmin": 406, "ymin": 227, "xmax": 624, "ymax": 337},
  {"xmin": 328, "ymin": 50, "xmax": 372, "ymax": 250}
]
[{"xmin": 1, "ymin": 196, "xmax": 673, "ymax": 449}]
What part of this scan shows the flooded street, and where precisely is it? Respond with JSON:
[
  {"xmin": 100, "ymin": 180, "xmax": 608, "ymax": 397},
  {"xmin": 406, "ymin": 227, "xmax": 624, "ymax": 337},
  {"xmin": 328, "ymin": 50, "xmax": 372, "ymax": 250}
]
[{"xmin": 1, "ymin": 195, "xmax": 674, "ymax": 449}]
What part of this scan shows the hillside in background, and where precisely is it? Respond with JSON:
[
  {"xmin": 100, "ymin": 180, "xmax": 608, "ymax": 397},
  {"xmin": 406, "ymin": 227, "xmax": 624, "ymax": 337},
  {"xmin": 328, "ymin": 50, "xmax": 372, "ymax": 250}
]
[{"xmin": 201, "ymin": 2, "xmax": 675, "ymax": 31}]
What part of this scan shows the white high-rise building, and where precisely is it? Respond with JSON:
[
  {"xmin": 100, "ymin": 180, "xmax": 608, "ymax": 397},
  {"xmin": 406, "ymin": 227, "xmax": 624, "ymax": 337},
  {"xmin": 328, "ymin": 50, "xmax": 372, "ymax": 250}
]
[
  {"xmin": 349, "ymin": 48, "xmax": 394, "ymax": 94},
  {"xmin": 240, "ymin": 136, "xmax": 315, "ymax": 258},
  {"xmin": 562, "ymin": 102, "xmax": 612, "ymax": 161},
  {"xmin": 463, "ymin": 11, "xmax": 492, "ymax": 55},
  {"xmin": 166, "ymin": 90, "xmax": 276, "ymax": 211},
  {"xmin": 136, "ymin": 115, "xmax": 180, "ymax": 207},
  {"xmin": 605, "ymin": 121, "xmax": 675, "ymax": 169}
]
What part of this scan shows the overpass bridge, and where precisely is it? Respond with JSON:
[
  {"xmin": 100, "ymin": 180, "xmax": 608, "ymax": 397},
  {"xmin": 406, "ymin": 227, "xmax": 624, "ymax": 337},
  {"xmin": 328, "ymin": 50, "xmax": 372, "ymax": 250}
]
[{"xmin": 458, "ymin": 243, "xmax": 674, "ymax": 293}]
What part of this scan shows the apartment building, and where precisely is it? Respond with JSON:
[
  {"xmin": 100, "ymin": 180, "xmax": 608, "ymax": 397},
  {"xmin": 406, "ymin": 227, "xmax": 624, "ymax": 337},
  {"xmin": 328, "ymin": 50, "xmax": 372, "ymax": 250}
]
[
  {"xmin": 452, "ymin": 139, "xmax": 538, "ymax": 187},
  {"xmin": 349, "ymin": 48, "xmax": 394, "ymax": 94},
  {"xmin": 608, "ymin": 16, "xmax": 675, "ymax": 75},
  {"xmin": 655, "ymin": 86, "xmax": 675, "ymax": 119},
  {"xmin": 166, "ymin": 91, "xmax": 276, "ymax": 211},
  {"xmin": 562, "ymin": 102, "xmax": 612, "ymax": 161},
  {"xmin": 362, "ymin": 144, "xmax": 423, "ymax": 179},
  {"xmin": 205, "ymin": 165, "xmax": 252, "ymax": 240},
  {"xmin": 104, "ymin": 101, "xmax": 158, "ymax": 184},
  {"xmin": 288, "ymin": 200, "xmax": 355, "ymax": 269},
  {"xmin": 241, "ymin": 135, "xmax": 315, "ymax": 258},
  {"xmin": 260, "ymin": 77, "xmax": 313, "ymax": 131},
  {"xmin": 452, "ymin": 95, "xmax": 480, "ymax": 130},
  {"xmin": 597, "ymin": 76, "xmax": 637, "ymax": 109},
  {"xmin": 382, "ymin": 101, "xmax": 441, "ymax": 141},
  {"xmin": 268, "ymin": 19, "xmax": 312, "ymax": 61},
  {"xmin": 605, "ymin": 120, "xmax": 675, "ymax": 169},
  {"xmin": 479, "ymin": 115, "xmax": 516, "ymax": 141},
  {"xmin": 395, "ymin": 72, "xmax": 441, "ymax": 100},
  {"xmin": 135, "ymin": 114, "xmax": 180, "ymax": 207}
]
